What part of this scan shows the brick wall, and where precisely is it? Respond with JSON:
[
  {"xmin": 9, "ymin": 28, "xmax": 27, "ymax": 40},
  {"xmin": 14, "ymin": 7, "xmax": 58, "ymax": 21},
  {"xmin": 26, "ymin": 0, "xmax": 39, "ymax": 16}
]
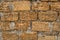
[{"xmin": 0, "ymin": 0, "xmax": 60, "ymax": 40}]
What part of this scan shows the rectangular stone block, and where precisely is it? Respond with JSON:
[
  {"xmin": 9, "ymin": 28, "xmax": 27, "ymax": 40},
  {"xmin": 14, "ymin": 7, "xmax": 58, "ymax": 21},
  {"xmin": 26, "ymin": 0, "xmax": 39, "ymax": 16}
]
[
  {"xmin": 12, "ymin": 1, "xmax": 30, "ymax": 11},
  {"xmin": 0, "ymin": 22, "xmax": 15, "ymax": 31},
  {"xmin": 20, "ymin": 32, "xmax": 37, "ymax": 40},
  {"xmin": 2, "ymin": 31, "xmax": 18, "ymax": 40},
  {"xmin": 20, "ymin": 11, "xmax": 37, "ymax": 21},
  {"xmin": 52, "ymin": 22, "xmax": 60, "ymax": 31},
  {"xmin": 32, "ymin": 2, "xmax": 49, "ymax": 10},
  {"xmin": 41, "ymin": 0, "xmax": 57, "ymax": 1},
  {"xmin": 32, "ymin": 21, "xmax": 50, "ymax": 32},
  {"xmin": 2, "ymin": 1, "xmax": 30, "ymax": 11},
  {"xmin": 2, "ymin": 2, "xmax": 10, "ymax": 11},
  {"xmin": 38, "ymin": 35, "xmax": 57, "ymax": 40},
  {"xmin": 59, "ymin": 13, "xmax": 60, "ymax": 21},
  {"xmin": 1, "ymin": 12, "xmax": 18, "ymax": 21},
  {"xmin": 38, "ymin": 11, "xmax": 57, "ymax": 21},
  {"xmin": 0, "ymin": 3, "xmax": 3, "ymax": 11},
  {"xmin": 15, "ymin": 21, "xmax": 30, "ymax": 31},
  {"xmin": 51, "ymin": 2, "xmax": 60, "ymax": 11},
  {"xmin": 0, "ymin": 22, "xmax": 10, "ymax": 31}
]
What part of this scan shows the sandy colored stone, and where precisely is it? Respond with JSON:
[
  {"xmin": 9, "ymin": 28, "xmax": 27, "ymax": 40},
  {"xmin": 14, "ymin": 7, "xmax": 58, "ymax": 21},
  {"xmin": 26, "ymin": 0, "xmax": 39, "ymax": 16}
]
[
  {"xmin": 38, "ymin": 11, "xmax": 57, "ymax": 21},
  {"xmin": 32, "ymin": 2, "xmax": 49, "ymax": 10},
  {"xmin": 0, "ymin": 22, "xmax": 10, "ymax": 31},
  {"xmin": 41, "ymin": 0, "xmax": 57, "ymax": 1},
  {"xmin": 20, "ymin": 11, "xmax": 37, "ymax": 20},
  {"xmin": 41, "ymin": 0, "xmax": 48, "ymax": 1},
  {"xmin": 0, "ymin": 3, "xmax": 3, "ymax": 11},
  {"xmin": 38, "ymin": 2, "xmax": 49, "ymax": 10},
  {"xmin": 50, "ymin": 0, "xmax": 57, "ymax": 1},
  {"xmin": 1, "ymin": 12, "xmax": 18, "ymax": 21},
  {"xmin": 59, "ymin": 13, "xmax": 60, "ymax": 21},
  {"xmin": 32, "ymin": 21, "xmax": 50, "ymax": 32},
  {"xmin": 2, "ymin": 1, "xmax": 30, "ymax": 11},
  {"xmin": 0, "ymin": 22, "xmax": 15, "ymax": 31},
  {"xmin": 3, "ymin": 0, "xmax": 18, "ymax": 2},
  {"xmin": 2, "ymin": 2, "xmax": 10, "ymax": 11},
  {"xmin": 15, "ymin": 21, "xmax": 30, "ymax": 31},
  {"xmin": 51, "ymin": 2, "xmax": 60, "ymax": 11},
  {"xmin": 2, "ymin": 31, "xmax": 18, "ymax": 40},
  {"xmin": 20, "ymin": 32, "xmax": 37, "ymax": 40},
  {"xmin": 38, "ymin": 35, "xmax": 57, "ymax": 40},
  {"xmin": 12, "ymin": 1, "xmax": 30, "ymax": 11},
  {"xmin": 32, "ymin": 2, "xmax": 38, "ymax": 10},
  {"xmin": 52, "ymin": 22, "xmax": 60, "ymax": 31}
]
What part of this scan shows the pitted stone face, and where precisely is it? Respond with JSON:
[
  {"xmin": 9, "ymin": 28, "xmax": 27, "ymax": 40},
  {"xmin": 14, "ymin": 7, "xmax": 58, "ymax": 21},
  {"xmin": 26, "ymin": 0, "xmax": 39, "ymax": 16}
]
[{"xmin": 9, "ymin": 22, "xmax": 15, "ymax": 30}]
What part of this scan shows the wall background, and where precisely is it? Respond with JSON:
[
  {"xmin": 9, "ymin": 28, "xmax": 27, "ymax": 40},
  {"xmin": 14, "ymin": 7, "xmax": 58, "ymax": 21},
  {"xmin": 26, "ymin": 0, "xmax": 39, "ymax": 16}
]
[{"xmin": 0, "ymin": 0, "xmax": 60, "ymax": 40}]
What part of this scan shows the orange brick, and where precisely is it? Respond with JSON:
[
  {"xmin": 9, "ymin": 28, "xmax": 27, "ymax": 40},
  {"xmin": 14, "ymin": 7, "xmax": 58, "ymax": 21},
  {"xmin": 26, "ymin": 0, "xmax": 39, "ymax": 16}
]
[
  {"xmin": 2, "ymin": 31, "xmax": 18, "ymax": 40},
  {"xmin": 1, "ymin": 12, "xmax": 18, "ymax": 21},
  {"xmin": 41, "ymin": 0, "xmax": 48, "ymax": 1},
  {"xmin": 32, "ymin": 2, "xmax": 38, "ymax": 10},
  {"xmin": 59, "ymin": 13, "xmax": 60, "ymax": 21},
  {"xmin": 20, "ymin": 32, "xmax": 37, "ymax": 40},
  {"xmin": 0, "ymin": 22, "xmax": 15, "ymax": 31},
  {"xmin": 15, "ymin": 21, "xmax": 30, "ymax": 31},
  {"xmin": 38, "ymin": 35, "xmax": 57, "ymax": 40},
  {"xmin": 0, "ymin": 22, "xmax": 10, "ymax": 30},
  {"xmin": 2, "ymin": 2, "xmax": 10, "ymax": 11},
  {"xmin": 41, "ymin": 0, "xmax": 57, "ymax": 1},
  {"xmin": 12, "ymin": 1, "xmax": 30, "ymax": 11},
  {"xmin": 2, "ymin": 1, "xmax": 30, "ymax": 11},
  {"xmin": 52, "ymin": 22, "xmax": 60, "ymax": 31},
  {"xmin": 32, "ymin": 21, "xmax": 50, "ymax": 32},
  {"xmin": 20, "ymin": 11, "xmax": 37, "ymax": 20},
  {"xmin": 50, "ymin": 0, "xmax": 58, "ymax": 1},
  {"xmin": 0, "ymin": 3, "xmax": 3, "ymax": 11},
  {"xmin": 32, "ymin": 2, "xmax": 49, "ymax": 10},
  {"xmin": 51, "ymin": 2, "xmax": 60, "ymax": 11},
  {"xmin": 3, "ymin": 0, "xmax": 18, "ymax": 2},
  {"xmin": 38, "ymin": 11, "xmax": 57, "ymax": 21}
]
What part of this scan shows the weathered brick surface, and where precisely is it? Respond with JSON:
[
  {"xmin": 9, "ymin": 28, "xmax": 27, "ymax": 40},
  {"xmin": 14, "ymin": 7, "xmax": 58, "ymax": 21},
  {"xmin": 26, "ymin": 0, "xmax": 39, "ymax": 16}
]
[
  {"xmin": 12, "ymin": 1, "xmax": 30, "ymax": 11},
  {"xmin": 20, "ymin": 32, "xmax": 37, "ymax": 40},
  {"xmin": 38, "ymin": 35, "xmax": 57, "ymax": 40},
  {"xmin": 20, "ymin": 11, "xmax": 37, "ymax": 20},
  {"xmin": 52, "ymin": 22, "xmax": 60, "ymax": 31},
  {"xmin": 32, "ymin": 21, "xmax": 50, "ymax": 32},
  {"xmin": 41, "ymin": 0, "xmax": 58, "ymax": 1},
  {"xmin": 1, "ymin": 1, "xmax": 30, "ymax": 11},
  {"xmin": 0, "ymin": 22, "xmax": 15, "ymax": 31},
  {"xmin": 0, "ymin": 0, "xmax": 60, "ymax": 40},
  {"xmin": 15, "ymin": 21, "xmax": 30, "ymax": 31},
  {"xmin": 32, "ymin": 2, "xmax": 49, "ymax": 10},
  {"xmin": 51, "ymin": 2, "xmax": 60, "ymax": 11},
  {"xmin": 1, "ymin": 12, "xmax": 18, "ymax": 21},
  {"xmin": 59, "ymin": 13, "xmax": 60, "ymax": 21},
  {"xmin": 38, "ymin": 11, "xmax": 58, "ymax": 21},
  {"xmin": 2, "ymin": 31, "xmax": 18, "ymax": 40}
]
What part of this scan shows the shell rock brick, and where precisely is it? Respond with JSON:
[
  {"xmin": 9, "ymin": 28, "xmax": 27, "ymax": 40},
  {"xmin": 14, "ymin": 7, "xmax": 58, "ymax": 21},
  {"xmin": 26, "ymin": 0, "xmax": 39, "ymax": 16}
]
[{"xmin": 0, "ymin": 0, "xmax": 60, "ymax": 40}]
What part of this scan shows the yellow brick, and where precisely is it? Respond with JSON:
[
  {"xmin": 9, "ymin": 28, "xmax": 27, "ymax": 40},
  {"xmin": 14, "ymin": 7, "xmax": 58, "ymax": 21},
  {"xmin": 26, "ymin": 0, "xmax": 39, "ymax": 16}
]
[
  {"xmin": 51, "ymin": 2, "xmax": 60, "ymax": 11},
  {"xmin": 38, "ymin": 35, "xmax": 57, "ymax": 40},
  {"xmin": 38, "ymin": 11, "xmax": 57, "ymax": 21},
  {"xmin": 20, "ymin": 11, "xmax": 37, "ymax": 20},
  {"xmin": 2, "ymin": 31, "xmax": 18, "ymax": 40},
  {"xmin": 12, "ymin": 1, "xmax": 30, "ymax": 11},
  {"xmin": 32, "ymin": 2, "xmax": 49, "ymax": 10},
  {"xmin": 15, "ymin": 21, "xmax": 30, "ymax": 31},
  {"xmin": 1, "ymin": 12, "xmax": 18, "ymax": 21},
  {"xmin": 32, "ymin": 21, "xmax": 50, "ymax": 32},
  {"xmin": 20, "ymin": 32, "xmax": 37, "ymax": 40},
  {"xmin": 52, "ymin": 22, "xmax": 60, "ymax": 31}
]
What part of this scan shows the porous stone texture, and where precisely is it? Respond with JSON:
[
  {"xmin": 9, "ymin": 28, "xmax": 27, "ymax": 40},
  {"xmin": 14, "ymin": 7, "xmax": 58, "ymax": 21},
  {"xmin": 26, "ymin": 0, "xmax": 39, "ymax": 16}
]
[{"xmin": 0, "ymin": 0, "xmax": 60, "ymax": 40}]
